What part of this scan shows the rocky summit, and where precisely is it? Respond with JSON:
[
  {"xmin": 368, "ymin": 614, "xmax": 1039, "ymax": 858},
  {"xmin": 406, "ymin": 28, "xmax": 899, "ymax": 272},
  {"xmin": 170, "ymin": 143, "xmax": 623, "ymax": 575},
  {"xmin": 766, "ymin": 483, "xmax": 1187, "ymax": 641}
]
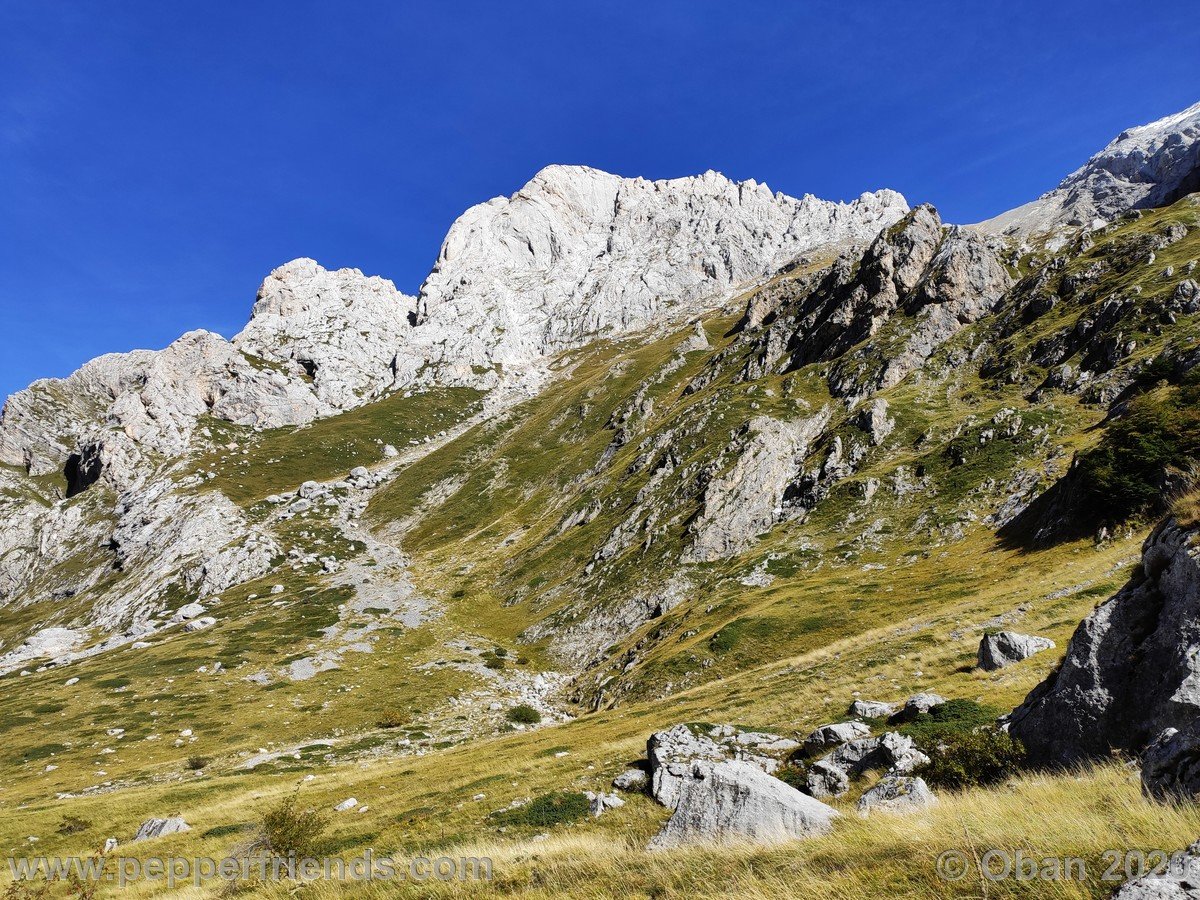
[{"xmin": 2, "ymin": 101, "xmax": 1200, "ymax": 899}]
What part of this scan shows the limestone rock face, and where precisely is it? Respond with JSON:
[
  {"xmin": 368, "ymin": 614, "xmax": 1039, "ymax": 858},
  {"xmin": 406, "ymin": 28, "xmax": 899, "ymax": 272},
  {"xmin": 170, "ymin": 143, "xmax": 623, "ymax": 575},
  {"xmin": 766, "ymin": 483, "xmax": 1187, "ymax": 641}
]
[
  {"xmin": 233, "ymin": 258, "xmax": 417, "ymax": 409},
  {"xmin": 0, "ymin": 330, "xmax": 322, "ymax": 481},
  {"xmin": 406, "ymin": 166, "xmax": 908, "ymax": 384},
  {"xmin": 1009, "ymin": 520, "xmax": 1200, "ymax": 767},
  {"xmin": 977, "ymin": 630, "xmax": 1056, "ymax": 671},
  {"xmin": 742, "ymin": 205, "xmax": 1012, "ymax": 400},
  {"xmin": 648, "ymin": 760, "xmax": 838, "ymax": 849},
  {"xmin": 980, "ymin": 100, "xmax": 1200, "ymax": 238},
  {"xmin": 686, "ymin": 410, "xmax": 831, "ymax": 562}
]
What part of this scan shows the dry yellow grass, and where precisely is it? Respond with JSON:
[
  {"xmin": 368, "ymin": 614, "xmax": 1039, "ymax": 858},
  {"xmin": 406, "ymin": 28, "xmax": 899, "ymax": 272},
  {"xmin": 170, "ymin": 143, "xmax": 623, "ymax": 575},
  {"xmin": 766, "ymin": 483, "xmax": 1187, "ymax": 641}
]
[{"xmin": 231, "ymin": 764, "xmax": 1199, "ymax": 900}]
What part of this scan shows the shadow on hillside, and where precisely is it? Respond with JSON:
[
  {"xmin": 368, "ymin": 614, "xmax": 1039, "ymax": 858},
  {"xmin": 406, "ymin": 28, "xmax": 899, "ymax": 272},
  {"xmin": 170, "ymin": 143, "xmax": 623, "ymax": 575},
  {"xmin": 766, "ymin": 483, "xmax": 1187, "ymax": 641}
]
[{"xmin": 996, "ymin": 465, "xmax": 1097, "ymax": 552}]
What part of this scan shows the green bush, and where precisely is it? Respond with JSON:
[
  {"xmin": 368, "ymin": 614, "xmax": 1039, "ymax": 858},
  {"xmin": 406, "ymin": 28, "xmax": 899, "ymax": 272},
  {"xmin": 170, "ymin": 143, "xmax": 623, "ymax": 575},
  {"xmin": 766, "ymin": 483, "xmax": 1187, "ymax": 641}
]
[
  {"xmin": 1078, "ymin": 380, "xmax": 1200, "ymax": 520},
  {"xmin": 898, "ymin": 699, "xmax": 1002, "ymax": 746},
  {"xmin": 506, "ymin": 704, "xmax": 541, "ymax": 725},
  {"xmin": 774, "ymin": 764, "xmax": 807, "ymax": 791},
  {"xmin": 489, "ymin": 791, "xmax": 590, "ymax": 828},
  {"xmin": 260, "ymin": 790, "xmax": 328, "ymax": 858},
  {"xmin": 186, "ymin": 755, "xmax": 210, "ymax": 771},
  {"xmin": 916, "ymin": 729, "xmax": 1026, "ymax": 790}
]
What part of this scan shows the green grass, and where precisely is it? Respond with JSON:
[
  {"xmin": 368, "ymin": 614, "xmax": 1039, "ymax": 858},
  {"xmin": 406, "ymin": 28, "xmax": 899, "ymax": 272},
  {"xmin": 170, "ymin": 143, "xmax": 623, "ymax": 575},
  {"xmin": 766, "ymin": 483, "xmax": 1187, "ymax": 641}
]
[{"xmin": 189, "ymin": 386, "xmax": 482, "ymax": 506}]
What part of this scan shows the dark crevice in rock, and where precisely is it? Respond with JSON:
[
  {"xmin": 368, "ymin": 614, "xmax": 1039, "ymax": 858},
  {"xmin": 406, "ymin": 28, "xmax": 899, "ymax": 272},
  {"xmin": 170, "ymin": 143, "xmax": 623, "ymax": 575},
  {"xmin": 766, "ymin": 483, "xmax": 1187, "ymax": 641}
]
[{"xmin": 64, "ymin": 450, "xmax": 102, "ymax": 498}]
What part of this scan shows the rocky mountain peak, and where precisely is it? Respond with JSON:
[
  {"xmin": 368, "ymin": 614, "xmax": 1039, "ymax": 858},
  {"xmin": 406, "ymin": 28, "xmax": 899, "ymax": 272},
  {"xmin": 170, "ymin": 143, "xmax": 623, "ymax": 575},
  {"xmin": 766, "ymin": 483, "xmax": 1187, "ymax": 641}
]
[
  {"xmin": 234, "ymin": 258, "xmax": 416, "ymax": 410},
  {"xmin": 402, "ymin": 166, "xmax": 909, "ymax": 384},
  {"xmin": 979, "ymin": 99, "xmax": 1200, "ymax": 239}
]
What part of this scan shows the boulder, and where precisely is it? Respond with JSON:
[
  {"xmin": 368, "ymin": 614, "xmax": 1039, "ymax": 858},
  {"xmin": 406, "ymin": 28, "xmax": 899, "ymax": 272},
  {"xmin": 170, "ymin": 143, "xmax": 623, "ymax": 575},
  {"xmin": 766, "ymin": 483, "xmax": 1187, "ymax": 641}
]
[
  {"xmin": 1111, "ymin": 839, "xmax": 1200, "ymax": 899},
  {"xmin": 297, "ymin": 481, "xmax": 325, "ymax": 500},
  {"xmin": 334, "ymin": 797, "xmax": 358, "ymax": 812},
  {"xmin": 1009, "ymin": 520, "xmax": 1200, "ymax": 768},
  {"xmin": 170, "ymin": 602, "xmax": 205, "ymax": 623},
  {"xmin": 977, "ymin": 631, "xmax": 1056, "ymax": 671},
  {"xmin": 646, "ymin": 724, "xmax": 796, "ymax": 808},
  {"xmin": 902, "ymin": 696, "xmax": 945, "ymax": 724},
  {"xmin": 183, "ymin": 616, "xmax": 216, "ymax": 633},
  {"xmin": 848, "ymin": 699, "xmax": 896, "ymax": 719},
  {"xmin": 612, "ymin": 768, "xmax": 649, "ymax": 793},
  {"xmin": 1142, "ymin": 725, "xmax": 1200, "ymax": 802},
  {"xmin": 805, "ymin": 760, "xmax": 850, "ymax": 799},
  {"xmin": 821, "ymin": 732, "xmax": 928, "ymax": 780},
  {"xmin": 584, "ymin": 791, "xmax": 625, "ymax": 817},
  {"xmin": 803, "ymin": 721, "xmax": 872, "ymax": 753},
  {"xmin": 648, "ymin": 761, "xmax": 838, "ymax": 849},
  {"xmin": 855, "ymin": 776, "xmax": 937, "ymax": 816},
  {"xmin": 132, "ymin": 817, "xmax": 190, "ymax": 842},
  {"xmin": 647, "ymin": 725, "xmax": 731, "ymax": 808}
]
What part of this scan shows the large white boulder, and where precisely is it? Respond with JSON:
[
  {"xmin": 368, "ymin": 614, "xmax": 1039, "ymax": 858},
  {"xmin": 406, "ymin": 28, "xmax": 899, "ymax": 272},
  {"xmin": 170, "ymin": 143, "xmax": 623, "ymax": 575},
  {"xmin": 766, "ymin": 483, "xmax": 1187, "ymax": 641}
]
[
  {"xmin": 132, "ymin": 817, "xmax": 190, "ymax": 842},
  {"xmin": 648, "ymin": 761, "xmax": 838, "ymax": 849}
]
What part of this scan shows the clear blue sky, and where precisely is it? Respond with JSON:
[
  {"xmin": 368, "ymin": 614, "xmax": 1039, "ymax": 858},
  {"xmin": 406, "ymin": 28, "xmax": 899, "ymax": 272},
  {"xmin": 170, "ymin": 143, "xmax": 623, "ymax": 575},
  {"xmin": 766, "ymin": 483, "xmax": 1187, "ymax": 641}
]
[{"xmin": 1, "ymin": 1, "xmax": 1197, "ymax": 401}]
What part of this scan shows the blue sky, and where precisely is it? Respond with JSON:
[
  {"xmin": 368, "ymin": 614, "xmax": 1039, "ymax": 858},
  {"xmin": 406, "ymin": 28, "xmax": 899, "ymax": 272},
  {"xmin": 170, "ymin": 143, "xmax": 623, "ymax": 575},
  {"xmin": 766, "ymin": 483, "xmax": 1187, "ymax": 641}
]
[{"xmin": 1, "ymin": 1, "xmax": 1197, "ymax": 401}]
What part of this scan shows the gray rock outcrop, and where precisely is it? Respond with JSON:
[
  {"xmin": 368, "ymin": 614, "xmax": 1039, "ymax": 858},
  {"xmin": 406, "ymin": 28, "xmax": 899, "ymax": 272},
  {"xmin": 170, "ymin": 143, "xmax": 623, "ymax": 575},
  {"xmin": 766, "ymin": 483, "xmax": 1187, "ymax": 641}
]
[
  {"xmin": 855, "ymin": 775, "xmax": 937, "ymax": 816},
  {"xmin": 132, "ymin": 817, "xmax": 190, "ymax": 842},
  {"xmin": 648, "ymin": 760, "xmax": 838, "ymax": 849},
  {"xmin": 647, "ymin": 724, "xmax": 800, "ymax": 808},
  {"xmin": 686, "ymin": 410, "xmax": 831, "ymax": 562},
  {"xmin": 806, "ymin": 731, "xmax": 929, "ymax": 799},
  {"xmin": 1009, "ymin": 519, "xmax": 1200, "ymax": 767},
  {"xmin": 848, "ymin": 699, "xmax": 897, "ymax": 719},
  {"xmin": 1111, "ymin": 839, "xmax": 1200, "ymax": 899},
  {"xmin": 803, "ymin": 721, "xmax": 872, "ymax": 753},
  {"xmin": 977, "ymin": 631, "xmax": 1057, "ymax": 671},
  {"xmin": 980, "ymin": 100, "xmax": 1200, "ymax": 239}
]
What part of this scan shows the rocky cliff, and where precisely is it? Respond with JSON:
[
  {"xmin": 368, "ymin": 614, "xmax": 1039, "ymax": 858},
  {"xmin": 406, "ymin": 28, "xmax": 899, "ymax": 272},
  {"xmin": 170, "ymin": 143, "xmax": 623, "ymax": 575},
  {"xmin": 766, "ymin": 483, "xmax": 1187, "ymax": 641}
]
[{"xmin": 979, "ymin": 100, "xmax": 1200, "ymax": 240}]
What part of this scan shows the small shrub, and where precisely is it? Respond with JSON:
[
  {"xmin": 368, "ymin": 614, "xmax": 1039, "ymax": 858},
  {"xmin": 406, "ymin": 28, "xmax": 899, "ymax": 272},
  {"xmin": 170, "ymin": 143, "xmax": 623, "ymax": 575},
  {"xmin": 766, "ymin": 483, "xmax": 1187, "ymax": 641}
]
[
  {"xmin": 489, "ymin": 791, "xmax": 589, "ymax": 828},
  {"xmin": 506, "ymin": 704, "xmax": 541, "ymax": 725},
  {"xmin": 260, "ymin": 790, "xmax": 328, "ymax": 858},
  {"xmin": 774, "ymin": 764, "xmax": 807, "ymax": 791},
  {"xmin": 916, "ymin": 729, "xmax": 1026, "ymax": 790},
  {"xmin": 186, "ymin": 756, "xmax": 210, "ymax": 771},
  {"xmin": 493, "ymin": 647, "xmax": 508, "ymax": 658},
  {"xmin": 57, "ymin": 816, "xmax": 92, "ymax": 836},
  {"xmin": 898, "ymin": 699, "xmax": 1001, "ymax": 746},
  {"xmin": 516, "ymin": 656, "xmax": 530, "ymax": 666},
  {"xmin": 484, "ymin": 656, "xmax": 505, "ymax": 670},
  {"xmin": 376, "ymin": 710, "xmax": 406, "ymax": 729}
]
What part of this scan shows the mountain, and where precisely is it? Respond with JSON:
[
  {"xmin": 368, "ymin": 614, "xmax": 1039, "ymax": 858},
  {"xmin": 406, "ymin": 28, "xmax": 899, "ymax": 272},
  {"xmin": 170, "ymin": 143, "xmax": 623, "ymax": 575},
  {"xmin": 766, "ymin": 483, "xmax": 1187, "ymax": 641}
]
[
  {"xmin": 978, "ymin": 99, "xmax": 1200, "ymax": 239},
  {"xmin": 0, "ymin": 102, "xmax": 1198, "ymax": 898}
]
